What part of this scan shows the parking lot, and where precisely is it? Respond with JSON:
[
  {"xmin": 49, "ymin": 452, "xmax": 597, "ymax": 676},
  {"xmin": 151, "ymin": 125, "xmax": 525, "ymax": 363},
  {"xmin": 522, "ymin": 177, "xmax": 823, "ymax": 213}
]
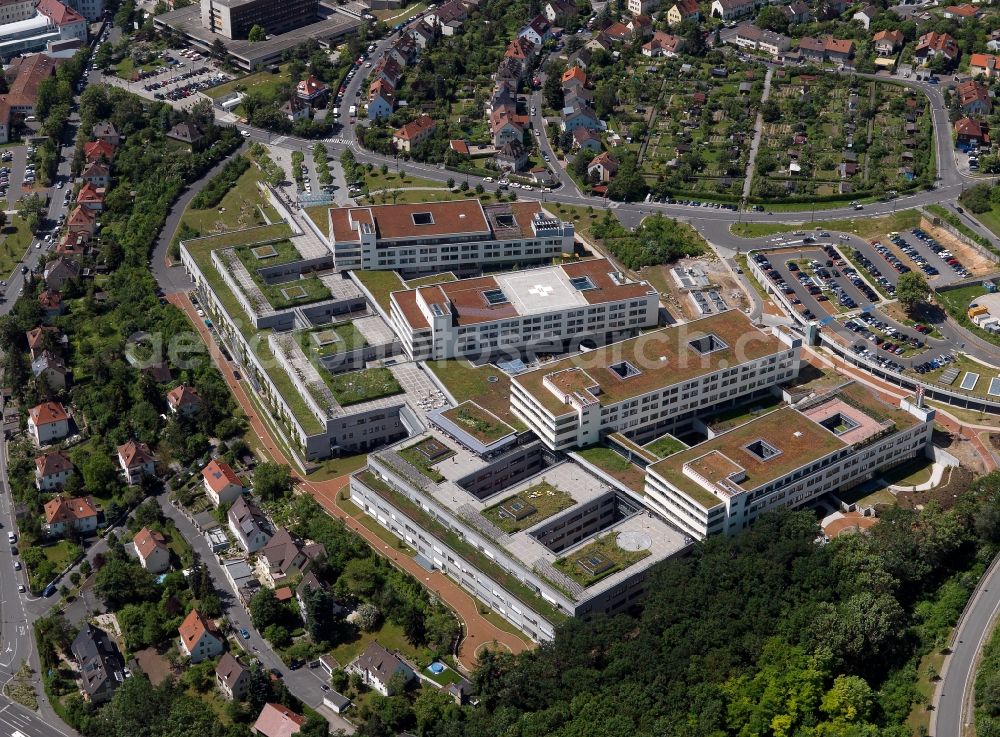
[{"xmin": 97, "ymin": 47, "xmax": 231, "ymax": 108}]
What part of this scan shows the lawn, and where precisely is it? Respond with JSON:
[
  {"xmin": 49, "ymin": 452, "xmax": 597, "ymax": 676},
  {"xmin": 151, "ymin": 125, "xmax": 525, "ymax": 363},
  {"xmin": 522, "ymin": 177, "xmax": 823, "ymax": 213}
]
[
  {"xmin": 204, "ymin": 64, "xmax": 293, "ymax": 103},
  {"xmin": 300, "ymin": 322, "xmax": 368, "ymax": 357},
  {"xmin": 305, "ymin": 205, "xmax": 329, "ymax": 234},
  {"xmin": 405, "ymin": 273, "xmax": 457, "ymax": 289},
  {"xmin": 358, "ymin": 189, "xmax": 472, "ymax": 206},
  {"xmin": 574, "ymin": 445, "xmax": 646, "ymax": 493},
  {"xmin": 41, "ymin": 539, "xmax": 80, "ymax": 572},
  {"xmin": 114, "ymin": 56, "xmax": 163, "ymax": 80},
  {"xmin": 554, "ymin": 533, "xmax": 651, "ymax": 586},
  {"xmin": 427, "ymin": 360, "xmax": 526, "ymax": 430},
  {"xmin": 544, "ymin": 203, "xmax": 612, "ymax": 250},
  {"xmin": 364, "ymin": 170, "xmax": 448, "ymax": 192},
  {"xmin": 730, "ymin": 210, "xmax": 922, "ymax": 240},
  {"xmin": 706, "ymin": 394, "xmax": 784, "ymax": 433},
  {"xmin": 354, "ymin": 269, "xmax": 405, "ymax": 313},
  {"xmin": 0, "ymin": 214, "xmax": 34, "ymax": 278},
  {"xmin": 326, "ymin": 367, "xmax": 402, "ymax": 407},
  {"xmin": 258, "ymin": 277, "xmax": 331, "ymax": 310},
  {"xmin": 326, "ymin": 619, "xmax": 430, "ymax": 670},
  {"xmin": 181, "ymin": 166, "xmax": 272, "ymax": 235},
  {"xmin": 440, "ymin": 401, "xmax": 514, "ymax": 444},
  {"xmin": 307, "ymin": 452, "xmax": 369, "ymax": 481},
  {"xmin": 643, "ymin": 433, "xmax": 685, "ymax": 459},
  {"xmin": 482, "ymin": 481, "xmax": 576, "ymax": 534},
  {"xmin": 396, "ymin": 438, "xmax": 454, "ymax": 483}
]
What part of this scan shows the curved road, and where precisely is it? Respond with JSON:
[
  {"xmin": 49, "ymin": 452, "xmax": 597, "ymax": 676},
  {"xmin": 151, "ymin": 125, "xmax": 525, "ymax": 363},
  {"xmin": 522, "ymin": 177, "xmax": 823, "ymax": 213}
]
[{"xmin": 933, "ymin": 554, "xmax": 1000, "ymax": 737}]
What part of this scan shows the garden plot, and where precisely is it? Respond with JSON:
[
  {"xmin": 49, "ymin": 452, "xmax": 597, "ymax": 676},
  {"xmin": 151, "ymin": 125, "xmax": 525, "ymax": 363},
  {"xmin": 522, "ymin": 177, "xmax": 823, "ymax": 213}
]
[{"xmin": 752, "ymin": 73, "xmax": 932, "ymax": 201}]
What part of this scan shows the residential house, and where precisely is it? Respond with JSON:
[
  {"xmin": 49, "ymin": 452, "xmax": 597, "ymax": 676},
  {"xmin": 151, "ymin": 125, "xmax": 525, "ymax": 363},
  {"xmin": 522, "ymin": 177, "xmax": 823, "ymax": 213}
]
[
  {"xmin": 387, "ymin": 34, "xmax": 417, "ymax": 67},
  {"xmin": 627, "ymin": 15, "xmax": 653, "ymax": 39},
  {"xmin": 35, "ymin": 450, "xmax": 72, "ymax": 491},
  {"xmin": 295, "ymin": 571, "xmax": 341, "ymax": 623},
  {"xmin": 66, "ymin": 205, "xmax": 97, "ymax": 237},
  {"xmin": 643, "ymin": 31, "xmax": 686, "ymax": 57},
  {"xmin": 627, "ymin": 0, "xmax": 658, "ymax": 16},
  {"xmin": 32, "ymin": 350, "xmax": 68, "ymax": 391},
  {"xmin": 495, "ymin": 140, "xmax": 529, "ymax": 171},
  {"xmin": 295, "ymin": 75, "xmax": 328, "ymax": 105},
  {"xmin": 852, "ymin": 3, "xmax": 879, "ymax": 29},
  {"xmin": 71, "ymin": 625, "xmax": 124, "ymax": 704},
  {"xmin": 588, "ymin": 151, "xmax": 619, "ymax": 182},
  {"xmin": 368, "ymin": 79, "xmax": 396, "ymax": 121},
  {"xmin": 256, "ymin": 528, "xmax": 325, "ymax": 587},
  {"xmin": 873, "ymin": 29, "xmax": 903, "ymax": 57},
  {"xmin": 133, "ymin": 526, "xmax": 170, "ymax": 573},
  {"xmin": 731, "ymin": 24, "xmax": 790, "ymax": 56},
  {"xmin": 81, "ymin": 161, "xmax": 110, "ymax": 187},
  {"xmin": 202, "ymin": 459, "xmax": 245, "ymax": 507},
  {"xmin": 166, "ymin": 122, "xmax": 203, "ymax": 148},
  {"xmin": 166, "ymin": 384, "xmax": 202, "ymax": 415},
  {"xmin": 91, "ymin": 121, "xmax": 120, "ymax": 148},
  {"xmin": 504, "ymin": 37, "xmax": 536, "ymax": 76},
  {"xmin": 25, "ymin": 325, "xmax": 62, "ymax": 360},
  {"xmin": 567, "ymin": 47, "xmax": 592, "ymax": 70},
  {"xmin": 117, "ymin": 439, "xmax": 156, "ymax": 485},
  {"xmin": 280, "ymin": 97, "xmax": 309, "ymax": 123},
  {"xmin": 408, "ymin": 21, "xmax": 435, "ymax": 49},
  {"xmin": 39, "ymin": 289, "xmax": 63, "ymax": 318},
  {"xmin": 544, "ymin": 0, "xmax": 578, "ymax": 24},
  {"xmin": 374, "ymin": 56, "xmax": 403, "ymax": 88},
  {"xmin": 56, "ymin": 232, "xmax": 90, "ymax": 257},
  {"xmin": 969, "ymin": 53, "xmax": 1000, "ymax": 78},
  {"xmin": 393, "ymin": 115, "xmax": 437, "ymax": 153},
  {"xmin": 957, "ymin": 80, "xmax": 992, "ymax": 115},
  {"xmin": 944, "ymin": 4, "xmax": 979, "ymax": 21},
  {"xmin": 585, "ymin": 33, "xmax": 612, "ymax": 54},
  {"xmin": 914, "ymin": 32, "xmax": 959, "ymax": 65},
  {"xmin": 83, "ymin": 140, "xmax": 115, "ymax": 164},
  {"xmin": 781, "ymin": 0, "xmax": 811, "ymax": 24},
  {"xmin": 347, "ymin": 641, "xmax": 415, "ymax": 696},
  {"xmin": 824, "ymin": 37, "xmax": 855, "ymax": 64},
  {"xmin": 561, "ymin": 65, "xmax": 586, "ymax": 92},
  {"xmin": 602, "ymin": 22, "xmax": 631, "ymax": 43},
  {"xmin": 76, "ymin": 182, "xmax": 105, "ymax": 212},
  {"xmin": 956, "ymin": 117, "xmax": 990, "ymax": 146},
  {"xmin": 667, "ymin": 0, "xmax": 700, "ymax": 26},
  {"xmin": 216, "ymin": 653, "xmax": 249, "ymax": 701},
  {"xmin": 427, "ymin": 0, "xmax": 467, "ymax": 34},
  {"xmin": 572, "ymin": 127, "xmax": 602, "ymax": 152},
  {"xmin": 228, "ymin": 496, "xmax": 272, "ymax": 553},
  {"xmin": 252, "ymin": 703, "xmax": 305, "ymax": 737},
  {"xmin": 561, "ymin": 104, "xmax": 601, "ymax": 132},
  {"xmin": 518, "ymin": 15, "xmax": 552, "ymax": 46},
  {"xmin": 44, "ymin": 256, "xmax": 80, "ymax": 290},
  {"xmin": 710, "ymin": 0, "xmax": 754, "ymax": 21},
  {"xmin": 28, "ymin": 400, "xmax": 69, "ymax": 445},
  {"xmin": 490, "ymin": 111, "xmax": 524, "ymax": 147},
  {"xmin": 43, "ymin": 495, "xmax": 98, "ymax": 536},
  {"xmin": 0, "ymin": 53, "xmax": 60, "ymax": 145},
  {"xmin": 179, "ymin": 609, "xmax": 224, "ymax": 663}
]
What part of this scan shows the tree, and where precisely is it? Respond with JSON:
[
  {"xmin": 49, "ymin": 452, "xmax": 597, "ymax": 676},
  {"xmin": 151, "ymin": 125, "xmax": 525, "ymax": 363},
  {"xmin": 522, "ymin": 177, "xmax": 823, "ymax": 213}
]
[
  {"xmin": 248, "ymin": 24, "xmax": 266, "ymax": 42},
  {"xmin": 755, "ymin": 5, "xmax": 789, "ymax": 33},
  {"xmin": 897, "ymin": 271, "xmax": 929, "ymax": 314},
  {"xmin": 355, "ymin": 602, "xmax": 381, "ymax": 632},
  {"xmin": 253, "ymin": 462, "xmax": 292, "ymax": 501},
  {"xmin": 94, "ymin": 557, "xmax": 158, "ymax": 610},
  {"xmin": 249, "ymin": 588, "xmax": 284, "ymax": 630}
]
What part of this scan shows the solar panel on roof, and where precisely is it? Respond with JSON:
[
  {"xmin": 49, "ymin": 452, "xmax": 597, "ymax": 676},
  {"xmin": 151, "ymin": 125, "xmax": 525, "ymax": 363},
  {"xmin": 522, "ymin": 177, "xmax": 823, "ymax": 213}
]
[
  {"xmin": 961, "ymin": 372, "xmax": 980, "ymax": 391},
  {"xmin": 483, "ymin": 288, "xmax": 509, "ymax": 306}
]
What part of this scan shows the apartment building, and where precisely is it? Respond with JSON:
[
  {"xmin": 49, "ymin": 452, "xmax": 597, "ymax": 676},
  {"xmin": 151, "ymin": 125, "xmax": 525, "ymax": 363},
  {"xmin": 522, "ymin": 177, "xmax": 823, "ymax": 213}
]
[
  {"xmin": 511, "ymin": 312, "xmax": 801, "ymax": 451},
  {"xmin": 389, "ymin": 258, "xmax": 658, "ymax": 360},
  {"xmin": 644, "ymin": 384, "xmax": 933, "ymax": 539},
  {"xmin": 325, "ymin": 200, "xmax": 574, "ymax": 273}
]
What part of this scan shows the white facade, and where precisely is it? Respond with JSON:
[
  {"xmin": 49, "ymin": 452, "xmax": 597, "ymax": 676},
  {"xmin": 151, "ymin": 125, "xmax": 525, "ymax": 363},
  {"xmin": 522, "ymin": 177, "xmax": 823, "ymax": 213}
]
[
  {"xmin": 645, "ymin": 395, "xmax": 934, "ymax": 540},
  {"xmin": 511, "ymin": 315, "xmax": 801, "ymax": 451},
  {"xmin": 327, "ymin": 200, "xmax": 574, "ymax": 273},
  {"xmin": 29, "ymin": 416, "xmax": 68, "ymax": 446},
  {"xmin": 390, "ymin": 261, "xmax": 659, "ymax": 361}
]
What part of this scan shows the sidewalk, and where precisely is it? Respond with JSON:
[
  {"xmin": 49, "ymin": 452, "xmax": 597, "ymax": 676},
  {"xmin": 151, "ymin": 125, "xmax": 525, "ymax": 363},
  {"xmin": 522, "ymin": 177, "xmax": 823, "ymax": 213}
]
[{"xmin": 166, "ymin": 292, "xmax": 532, "ymax": 670}]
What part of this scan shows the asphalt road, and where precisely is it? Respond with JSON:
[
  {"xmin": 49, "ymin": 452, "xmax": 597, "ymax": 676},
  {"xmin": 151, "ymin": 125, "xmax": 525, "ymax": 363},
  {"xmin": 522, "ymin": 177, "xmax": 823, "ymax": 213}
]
[{"xmin": 933, "ymin": 555, "xmax": 1000, "ymax": 737}]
